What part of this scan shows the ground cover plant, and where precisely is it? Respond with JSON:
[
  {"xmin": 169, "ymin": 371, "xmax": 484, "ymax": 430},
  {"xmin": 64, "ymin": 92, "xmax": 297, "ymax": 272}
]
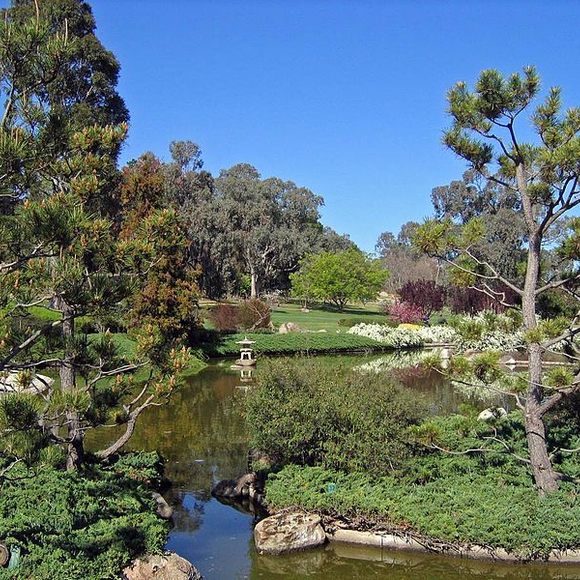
[
  {"xmin": 264, "ymin": 464, "xmax": 580, "ymax": 559},
  {"xmin": 0, "ymin": 453, "xmax": 167, "ymax": 580}
]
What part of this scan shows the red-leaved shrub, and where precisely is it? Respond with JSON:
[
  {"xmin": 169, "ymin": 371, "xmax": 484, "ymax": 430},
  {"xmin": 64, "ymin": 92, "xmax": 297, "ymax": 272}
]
[
  {"xmin": 209, "ymin": 299, "xmax": 271, "ymax": 331},
  {"xmin": 388, "ymin": 301, "xmax": 424, "ymax": 324},
  {"xmin": 208, "ymin": 304, "xmax": 240, "ymax": 331}
]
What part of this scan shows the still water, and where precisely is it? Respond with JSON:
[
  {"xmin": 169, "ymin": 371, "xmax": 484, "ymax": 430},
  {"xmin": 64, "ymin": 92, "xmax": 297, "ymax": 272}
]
[{"xmin": 94, "ymin": 354, "xmax": 580, "ymax": 579}]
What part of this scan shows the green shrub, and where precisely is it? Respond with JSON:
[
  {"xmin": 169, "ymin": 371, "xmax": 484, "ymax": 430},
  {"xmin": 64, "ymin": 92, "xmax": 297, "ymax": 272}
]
[
  {"xmin": 0, "ymin": 453, "xmax": 167, "ymax": 580},
  {"xmin": 337, "ymin": 315, "xmax": 393, "ymax": 328},
  {"xmin": 246, "ymin": 360, "xmax": 425, "ymax": 475},
  {"xmin": 202, "ymin": 332, "xmax": 390, "ymax": 357}
]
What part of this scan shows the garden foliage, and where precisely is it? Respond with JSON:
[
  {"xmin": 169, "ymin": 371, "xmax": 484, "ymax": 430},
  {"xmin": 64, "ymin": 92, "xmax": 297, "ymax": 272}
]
[
  {"xmin": 203, "ymin": 332, "xmax": 391, "ymax": 357},
  {"xmin": 246, "ymin": 360, "xmax": 425, "ymax": 475},
  {"xmin": 0, "ymin": 453, "xmax": 166, "ymax": 580},
  {"xmin": 209, "ymin": 300, "xmax": 271, "ymax": 332}
]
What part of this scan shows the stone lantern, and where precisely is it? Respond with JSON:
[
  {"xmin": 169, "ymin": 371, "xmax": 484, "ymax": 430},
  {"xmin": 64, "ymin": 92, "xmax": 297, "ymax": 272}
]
[{"xmin": 236, "ymin": 337, "xmax": 256, "ymax": 367}]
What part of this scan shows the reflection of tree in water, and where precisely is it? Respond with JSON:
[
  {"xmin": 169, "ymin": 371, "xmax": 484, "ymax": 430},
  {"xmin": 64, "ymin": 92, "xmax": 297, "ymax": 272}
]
[
  {"xmin": 355, "ymin": 352, "xmax": 506, "ymax": 414},
  {"xmin": 88, "ymin": 365, "xmax": 250, "ymax": 492},
  {"xmin": 166, "ymin": 490, "xmax": 205, "ymax": 534},
  {"xmin": 250, "ymin": 544, "xmax": 580, "ymax": 580}
]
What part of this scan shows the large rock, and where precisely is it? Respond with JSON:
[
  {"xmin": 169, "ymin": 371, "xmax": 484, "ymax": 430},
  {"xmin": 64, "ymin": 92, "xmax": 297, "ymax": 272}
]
[
  {"xmin": 122, "ymin": 552, "xmax": 202, "ymax": 579},
  {"xmin": 152, "ymin": 492, "xmax": 173, "ymax": 520},
  {"xmin": 278, "ymin": 322, "xmax": 300, "ymax": 334},
  {"xmin": 254, "ymin": 511, "xmax": 326, "ymax": 555},
  {"xmin": 478, "ymin": 407, "xmax": 508, "ymax": 421},
  {"xmin": 212, "ymin": 472, "xmax": 260, "ymax": 501}
]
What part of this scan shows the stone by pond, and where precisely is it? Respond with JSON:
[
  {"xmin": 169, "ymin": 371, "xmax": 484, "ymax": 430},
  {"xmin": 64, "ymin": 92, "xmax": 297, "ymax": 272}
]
[
  {"xmin": 254, "ymin": 512, "xmax": 326, "ymax": 555},
  {"xmin": 87, "ymin": 354, "xmax": 580, "ymax": 579},
  {"xmin": 122, "ymin": 552, "xmax": 202, "ymax": 580}
]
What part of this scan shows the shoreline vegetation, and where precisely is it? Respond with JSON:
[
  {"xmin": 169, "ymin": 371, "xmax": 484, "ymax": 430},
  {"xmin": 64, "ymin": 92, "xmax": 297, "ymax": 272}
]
[
  {"xmin": 245, "ymin": 358, "xmax": 580, "ymax": 563},
  {"xmin": 261, "ymin": 465, "xmax": 580, "ymax": 563}
]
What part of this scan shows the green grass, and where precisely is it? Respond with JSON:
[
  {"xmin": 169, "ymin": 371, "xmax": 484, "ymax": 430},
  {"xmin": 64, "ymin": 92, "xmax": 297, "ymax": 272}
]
[
  {"xmin": 201, "ymin": 331, "xmax": 398, "ymax": 357},
  {"xmin": 270, "ymin": 302, "xmax": 386, "ymax": 331}
]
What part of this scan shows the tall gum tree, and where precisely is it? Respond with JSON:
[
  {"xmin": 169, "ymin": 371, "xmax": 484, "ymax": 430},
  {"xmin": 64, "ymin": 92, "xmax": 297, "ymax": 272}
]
[{"xmin": 415, "ymin": 67, "xmax": 580, "ymax": 494}]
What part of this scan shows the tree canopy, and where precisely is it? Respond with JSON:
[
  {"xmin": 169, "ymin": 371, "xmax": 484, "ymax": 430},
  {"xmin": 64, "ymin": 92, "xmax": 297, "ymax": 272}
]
[
  {"xmin": 290, "ymin": 249, "xmax": 388, "ymax": 309},
  {"xmin": 0, "ymin": 0, "xmax": 192, "ymax": 472}
]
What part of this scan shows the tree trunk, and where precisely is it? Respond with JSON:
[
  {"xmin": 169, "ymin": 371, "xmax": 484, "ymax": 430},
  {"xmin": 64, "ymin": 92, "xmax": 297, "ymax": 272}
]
[
  {"xmin": 522, "ymin": 232, "xmax": 559, "ymax": 494},
  {"xmin": 59, "ymin": 300, "xmax": 84, "ymax": 471},
  {"xmin": 250, "ymin": 267, "xmax": 258, "ymax": 299}
]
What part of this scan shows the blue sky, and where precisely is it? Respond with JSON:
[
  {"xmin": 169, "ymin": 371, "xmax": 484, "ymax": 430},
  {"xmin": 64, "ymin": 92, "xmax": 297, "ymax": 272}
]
[{"xmin": 75, "ymin": 2, "xmax": 580, "ymax": 250}]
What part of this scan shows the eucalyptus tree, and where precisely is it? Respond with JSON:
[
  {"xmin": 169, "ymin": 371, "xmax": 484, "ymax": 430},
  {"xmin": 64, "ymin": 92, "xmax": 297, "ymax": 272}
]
[
  {"xmin": 375, "ymin": 222, "xmax": 439, "ymax": 292},
  {"xmin": 214, "ymin": 163, "xmax": 323, "ymax": 297},
  {"xmin": 0, "ymin": 0, "xmax": 188, "ymax": 471},
  {"xmin": 431, "ymin": 169, "xmax": 525, "ymax": 279},
  {"xmin": 415, "ymin": 67, "xmax": 580, "ymax": 494}
]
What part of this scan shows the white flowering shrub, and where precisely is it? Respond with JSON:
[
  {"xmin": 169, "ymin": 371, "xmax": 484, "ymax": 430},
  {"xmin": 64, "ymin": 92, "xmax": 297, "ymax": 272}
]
[
  {"xmin": 348, "ymin": 317, "xmax": 526, "ymax": 353},
  {"xmin": 416, "ymin": 326, "xmax": 459, "ymax": 344},
  {"xmin": 348, "ymin": 324, "xmax": 423, "ymax": 348},
  {"xmin": 457, "ymin": 330, "xmax": 525, "ymax": 352}
]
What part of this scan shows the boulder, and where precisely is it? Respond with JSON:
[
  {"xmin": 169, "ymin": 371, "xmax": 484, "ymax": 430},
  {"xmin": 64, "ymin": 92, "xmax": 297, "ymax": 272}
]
[
  {"xmin": 152, "ymin": 492, "xmax": 173, "ymax": 520},
  {"xmin": 254, "ymin": 511, "xmax": 326, "ymax": 555},
  {"xmin": 278, "ymin": 322, "xmax": 300, "ymax": 334},
  {"xmin": 478, "ymin": 407, "xmax": 508, "ymax": 422},
  {"xmin": 212, "ymin": 472, "xmax": 260, "ymax": 501},
  {"xmin": 122, "ymin": 552, "xmax": 202, "ymax": 580}
]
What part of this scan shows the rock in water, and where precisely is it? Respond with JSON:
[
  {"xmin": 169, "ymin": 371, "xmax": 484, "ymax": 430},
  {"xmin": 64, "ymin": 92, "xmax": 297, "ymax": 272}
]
[
  {"xmin": 254, "ymin": 512, "xmax": 326, "ymax": 554},
  {"xmin": 152, "ymin": 492, "xmax": 173, "ymax": 520},
  {"xmin": 123, "ymin": 552, "xmax": 202, "ymax": 579}
]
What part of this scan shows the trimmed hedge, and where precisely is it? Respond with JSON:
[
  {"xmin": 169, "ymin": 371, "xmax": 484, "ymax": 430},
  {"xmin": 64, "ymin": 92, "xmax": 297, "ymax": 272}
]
[{"xmin": 201, "ymin": 332, "xmax": 401, "ymax": 357}]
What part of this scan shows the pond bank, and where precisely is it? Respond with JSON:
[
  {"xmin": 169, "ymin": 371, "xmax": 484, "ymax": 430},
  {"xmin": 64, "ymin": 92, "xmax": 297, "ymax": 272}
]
[
  {"xmin": 256, "ymin": 507, "xmax": 580, "ymax": 565},
  {"xmin": 326, "ymin": 527, "xmax": 580, "ymax": 564}
]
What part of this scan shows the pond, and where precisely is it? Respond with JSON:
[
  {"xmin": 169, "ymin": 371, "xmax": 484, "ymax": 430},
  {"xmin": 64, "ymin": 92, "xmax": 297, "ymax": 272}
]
[{"xmin": 91, "ymin": 353, "xmax": 580, "ymax": 579}]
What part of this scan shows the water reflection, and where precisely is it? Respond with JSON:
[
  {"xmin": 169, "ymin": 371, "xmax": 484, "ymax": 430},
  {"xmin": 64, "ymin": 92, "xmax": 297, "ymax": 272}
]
[
  {"xmin": 88, "ymin": 354, "xmax": 580, "ymax": 579},
  {"xmin": 252, "ymin": 543, "xmax": 580, "ymax": 579}
]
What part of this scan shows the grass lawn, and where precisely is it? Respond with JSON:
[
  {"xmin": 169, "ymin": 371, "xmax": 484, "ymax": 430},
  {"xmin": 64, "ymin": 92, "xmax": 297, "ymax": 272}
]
[{"xmin": 270, "ymin": 302, "xmax": 386, "ymax": 331}]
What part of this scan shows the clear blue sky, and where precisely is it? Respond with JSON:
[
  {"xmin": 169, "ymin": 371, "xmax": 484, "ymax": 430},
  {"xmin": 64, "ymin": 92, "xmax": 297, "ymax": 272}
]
[{"xmin": 87, "ymin": 2, "xmax": 580, "ymax": 250}]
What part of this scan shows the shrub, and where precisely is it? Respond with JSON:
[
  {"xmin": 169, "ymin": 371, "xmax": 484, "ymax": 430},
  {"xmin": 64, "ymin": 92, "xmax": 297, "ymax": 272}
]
[
  {"xmin": 202, "ymin": 332, "xmax": 390, "ymax": 357},
  {"xmin": 347, "ymin": 324, "xmax": 424, "ymax": 348},
  {"xmin": 263, "ymin": 464, "xmax": 580, "ymax": 558},
  {"xmin": 399, "ymin": 280, "xmax": 446, "ymax": 315},
  {"xmin": 237, "ymin": 299, "xmax": 271, "ymax": 330},
  {"xmin": 246, "ymin": 360, "xmax": 425, "ymax": 475},
  {"xmin": 428, "ymin": 308, "xmax": 457, "ymax": 326},
  {"xmin": 0, "ymin": 454, "xmax": 167, "ymax": 580},
  {"xmin": 208, "ymin": 303, "xmax": 240, "ymax": 332},
  {"xmin": 388, "ymin": 301, "xmax": 424, "ymax": 324},
  {"xmin": 208, "ymin": 300, "xmax": 271, "ymax": 332}
]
